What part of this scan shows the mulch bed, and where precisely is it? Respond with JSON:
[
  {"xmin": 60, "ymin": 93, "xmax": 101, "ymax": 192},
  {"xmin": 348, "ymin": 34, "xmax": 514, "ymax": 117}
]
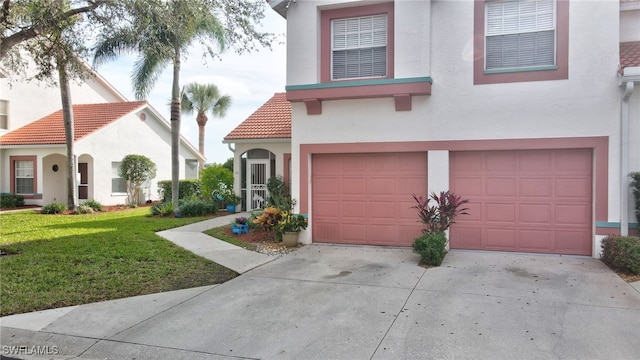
[{"xmin": 219, "ymin": 226, "xmax": 301, "ymax": 256}]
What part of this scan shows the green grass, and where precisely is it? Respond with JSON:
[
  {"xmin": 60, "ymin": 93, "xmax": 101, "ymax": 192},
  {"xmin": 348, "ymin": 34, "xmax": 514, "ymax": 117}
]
[
  {"xmin": 204, "ymin": 226, "xmax": 258, "ymax": 251},
  {"xmin": 0, "ymin": 208, "xmax": 237, "ymax": 316}
]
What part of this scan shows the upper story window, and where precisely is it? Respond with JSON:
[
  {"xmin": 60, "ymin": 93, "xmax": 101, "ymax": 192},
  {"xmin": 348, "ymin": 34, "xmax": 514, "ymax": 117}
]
[
  {"xmin": 485, "ymin": 0, "xmax": 555, "ymax": 71},
  {"xmin": 331, "ymin": 14, "xmax": 387, "ymax": 80},
  {"xmin": 321, "ymin": 2, "xmax": 394, "ymax": 83},
  {"xmin": 474, "ymin": 0, "xmax": 568, "ymax": 84},
  {"xmin": 0, "ymin": 100, "xmax": 8, "ymax": 130}
]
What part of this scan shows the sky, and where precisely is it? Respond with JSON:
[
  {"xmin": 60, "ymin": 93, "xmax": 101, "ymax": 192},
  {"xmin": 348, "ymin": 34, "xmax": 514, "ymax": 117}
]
[{"xmin": 95, "ymin": 8, "xmax": 287, "ymax": 165}]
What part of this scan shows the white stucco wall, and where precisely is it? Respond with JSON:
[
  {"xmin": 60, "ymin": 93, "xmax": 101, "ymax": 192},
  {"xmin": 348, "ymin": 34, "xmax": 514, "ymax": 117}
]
[
  {"xmin": 0, "ymin": 64, "xmax": 126, "ymax": 134},
  {"xmin": 620, "ymin": 8, "xmax": 640, "ymax": 42},
  {"xmin": 286, "ymin": 0, "xmax": 633, "ymax": 246},
  {"xmin": 77, "ymin": 109, "xmax": 201, "ymax": 205}
]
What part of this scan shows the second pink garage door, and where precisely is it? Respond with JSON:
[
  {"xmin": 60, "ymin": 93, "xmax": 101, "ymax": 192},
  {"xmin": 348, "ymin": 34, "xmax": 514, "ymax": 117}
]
[
  {"xmin": 312, "ymin": 153, "xmax": 427, "ymax": 246},
  {"xmin": 450, "ymin": 149, "xmax": 593, "ymax": 255}
]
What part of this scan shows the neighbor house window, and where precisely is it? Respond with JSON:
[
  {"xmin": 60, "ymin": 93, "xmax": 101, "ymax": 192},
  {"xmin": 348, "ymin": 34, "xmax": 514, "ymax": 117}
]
[
  {"xmin": 0, "ymin": 100, "xmax": 8, "ymax": 130},
  {"xmin": 332, "ymin": 14, "xmax": 387, "ymax": 80},
  {"xmin": 111, "ymin": 162, "xmax": 126, "ymax": 193},
  {"xmin": 321, "ymin": 2, "xmax": 394, "ymax": 83},
  {"xmin": 15, "ymin": 160, "xmax": 34, "ymax": 194},
  {"xmin": 474, "ymin": 0, "xmax": 568, "ymax": 84},
  {"xmin": 185, "ymin": 159, "xmax": 198, "ymax": 179}
]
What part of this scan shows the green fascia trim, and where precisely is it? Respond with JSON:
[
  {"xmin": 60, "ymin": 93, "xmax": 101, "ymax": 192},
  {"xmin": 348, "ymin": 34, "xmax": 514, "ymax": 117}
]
[
  {"xmin": 484, "ymin": 65, "xmax": 557, "ymax": 75},
  {"xmin": 596, "ymin": 221, "xmax": 639, "ymax": 229},
  {"xmin": 285, "ymin": 76, "xmax": 433, "ymax": 91}
]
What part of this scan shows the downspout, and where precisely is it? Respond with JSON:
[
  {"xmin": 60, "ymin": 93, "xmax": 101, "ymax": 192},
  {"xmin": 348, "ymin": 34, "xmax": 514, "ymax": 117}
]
[{"xmin": 621, "ymin": 81, "xmax": 633, "ymax": 236}]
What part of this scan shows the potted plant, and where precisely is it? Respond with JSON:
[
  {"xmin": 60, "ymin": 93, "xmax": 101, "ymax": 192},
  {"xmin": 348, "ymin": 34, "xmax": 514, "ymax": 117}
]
[
  {"xmin": 224, "ymin": 192, "xmax": 241, "ymax": 213},
  {"xmin": 231, "ymin": 216, "xmax": 249, "ymax": 234},
  {"xmin": 277, "ymin": 211, "xmax": 308, "ymax": 247}
]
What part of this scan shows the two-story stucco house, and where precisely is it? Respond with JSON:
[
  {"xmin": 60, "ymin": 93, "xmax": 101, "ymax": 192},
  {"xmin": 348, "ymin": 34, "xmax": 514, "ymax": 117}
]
[
  {"xmin": 264, "ymin": 0, "xmax": 640, "ymax": 258},
  {"xmin": 0, "ymin": 64, "xmax": 204, "ymax": 206}
]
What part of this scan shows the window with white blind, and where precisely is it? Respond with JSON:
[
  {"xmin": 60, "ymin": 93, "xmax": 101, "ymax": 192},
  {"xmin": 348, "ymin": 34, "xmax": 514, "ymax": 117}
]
[
  {"xmin": 15, "ymin": 160, "xmax": 34, "ymax": 194},
  {"xmin": 0, "ymin": 100, "xmax": 8, "ymax": 130},
  {"xmin": 112, "ymin": 162, "xmax": 127, "ymax": 193},
  {"xmin": 332, "ymin": 14, "xmax": 387, "ymax": 80},
  {"xmin": 485, "ymin": 0, "xmax": 556, "ymax": 71}
]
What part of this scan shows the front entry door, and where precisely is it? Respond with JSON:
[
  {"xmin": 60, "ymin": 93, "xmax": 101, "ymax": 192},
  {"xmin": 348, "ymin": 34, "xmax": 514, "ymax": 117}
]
[
  {"xmin": 78, "ymin": 162, "xmax": 88, "ymax": 200},
  {"xmin": 246, "ymin": 159, "xmax": 269, "ymax": 210}
]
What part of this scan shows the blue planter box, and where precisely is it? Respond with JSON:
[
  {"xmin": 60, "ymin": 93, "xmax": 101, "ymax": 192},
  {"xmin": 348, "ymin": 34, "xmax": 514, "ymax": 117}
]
[
  {"xmin": 226, "ymin": 204, "xmax": 236, "ymax": 213},
  {"xmin": 231, "ymin": 223, "xmax": 249, "ymax": 235}
]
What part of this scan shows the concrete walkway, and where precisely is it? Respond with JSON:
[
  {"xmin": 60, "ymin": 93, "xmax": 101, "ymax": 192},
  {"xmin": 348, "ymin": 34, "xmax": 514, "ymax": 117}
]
[
  {"xmin": 2, "ymin": 248, "xmax": 640, "ymax": 360},
  {"xmin": 156, "ymin": 212, "xmax": 276, "ymax": 274}
]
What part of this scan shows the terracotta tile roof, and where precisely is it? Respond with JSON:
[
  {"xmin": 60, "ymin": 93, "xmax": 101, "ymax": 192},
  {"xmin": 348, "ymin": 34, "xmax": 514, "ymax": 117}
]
[
  {"xmin": 0, "ymin": 101, "xmax": 147, "ymax": 146},
  {"xmin": 224, "ymin": 92, "xmax": 291, "ymax": 140},
  {"xmin": 620, "ymin": 41, "xmax": 640, "ymax": 72}
]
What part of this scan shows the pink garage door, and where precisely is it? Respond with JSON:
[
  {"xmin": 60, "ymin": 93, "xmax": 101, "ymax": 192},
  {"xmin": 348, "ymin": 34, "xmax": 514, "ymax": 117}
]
[
  {"xmin": 312, "ymin": 153, "xmax": 427, "ymax": 246},
  {"xmin": 450, "ymin": 149, "xmax": 593, "ymax": 255}
]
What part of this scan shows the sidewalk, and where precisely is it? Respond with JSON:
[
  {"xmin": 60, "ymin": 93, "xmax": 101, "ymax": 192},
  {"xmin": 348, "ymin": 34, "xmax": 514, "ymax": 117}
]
[{"xmin": 156, "ymin": 212, "xmax": 276, "ymax": 274}]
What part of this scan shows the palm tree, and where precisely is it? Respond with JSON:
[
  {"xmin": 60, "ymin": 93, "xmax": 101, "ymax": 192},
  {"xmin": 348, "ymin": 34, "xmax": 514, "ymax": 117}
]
[
  {"xmin": 93, "ymin": 0, "xmax": 225, "ymax": 207},
  {"xmin": 181, "ymin": 83, "xmax": 231, "ymax": 169}
]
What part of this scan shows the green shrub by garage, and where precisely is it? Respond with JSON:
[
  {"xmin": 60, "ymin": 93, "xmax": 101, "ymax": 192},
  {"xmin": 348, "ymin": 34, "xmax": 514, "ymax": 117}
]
[{"xmin": 601, "ymin": 235, "xmax": 640, "ymax": 275}]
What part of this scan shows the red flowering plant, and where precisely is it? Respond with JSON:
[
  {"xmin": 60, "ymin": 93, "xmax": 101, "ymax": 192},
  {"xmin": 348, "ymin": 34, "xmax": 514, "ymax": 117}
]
[{"xmin": 411, "ymin": 191, "xmax": 470, "ymax": 234}]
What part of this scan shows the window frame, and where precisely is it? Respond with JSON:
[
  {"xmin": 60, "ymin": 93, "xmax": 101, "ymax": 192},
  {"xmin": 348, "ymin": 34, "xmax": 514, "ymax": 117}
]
[
  {"xmin": 10, "ymin": 156, "xmax": 37, "ymax": 196},
  {"xmin": 321, "ymin": 2, "xmax": 395, "ymax": 83},
  {"xmin": 0, "ymin": 99, "xmax": 8, "ymax": 130},
  {"xmin": 111, "ymin": 162, "xmax": 127, "ymax": 194},
  {"xmin": 474, "ymin": 0, "xmax": 569, "ymax": 84}
]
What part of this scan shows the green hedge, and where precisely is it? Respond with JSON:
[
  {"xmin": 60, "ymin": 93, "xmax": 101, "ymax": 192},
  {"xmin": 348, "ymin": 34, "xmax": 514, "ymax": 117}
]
[
  {"xmin": 601, "ymin": 235, "xmax": 640, "ymax": 275},
  {"xmin": 157, "ymin": 180, "xmax": 202, "ymax": 202},
  {"xmin": 412, "ymin": 231, "xmax": 448, "ymax": 266},
  {"xmin": 1, "ymin": 194, "xmax": 25, "ymax": 208}
]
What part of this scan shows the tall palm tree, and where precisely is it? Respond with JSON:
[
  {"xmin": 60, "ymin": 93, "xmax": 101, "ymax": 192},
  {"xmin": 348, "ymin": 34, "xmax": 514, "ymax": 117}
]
[
  {"xmin": 93, "ymin": 0, "xmax": 225, "ymax": 206},
  {"xmin": 181, "ymin": 83, "xmax": 231, "ymax": 169}
]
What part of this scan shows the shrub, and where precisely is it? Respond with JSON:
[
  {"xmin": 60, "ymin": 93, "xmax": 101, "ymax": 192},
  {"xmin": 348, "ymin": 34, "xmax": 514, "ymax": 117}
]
[
  {"xmin": 178, "ymin": 200, "xmax": 218, "ymax": 217},
  {"xmin": 601, "ymin": 235, "xmax": 640, "ymax": 275},
  {"xmin": 631, "ymin": 172, "xmax": 640, "ymax": 224},
  {"xmin": 83, "ymin": 199, "xmax": 103, "ymax": 212},
  {"xmin": 411, "ymin": 191, "xmax": 470, "ymax": 233},
  {"xmin": 157, "ymin": 180, "xmax": 202, "ymax": 202},
  {"xmin": 15, "ymin": 195, "xmax": 25, "ymax": 207},
  {"xmin": 120, "ymin": 154, "xmax": 157, "ymax": 205},
  {"xmin": 151, "ymin": 202, "xmax": 175, "ymax": 216},
  {"xmin": 266, "ymin": 176, "xmax": 290, "ymax": 209},
  {"xmin": 41, "ymin": 202, "xmax": 67, "ymax": 214},
  {"xmin": 73, "ymin": 204, "xmax": 94, "ymax": 215},
  {"xmin": 1, "ymin": 194, "xmax": 17, "ymax": 208},
  {"xmin": 412, "ymin": 232, "xmax": 448, "ymax": 266},
  {"xmin": 201, "ymin": 164, "xmax": 233, "ymax": 202},
  {"xmin": 252, "ymin": 207, "xmax": 283, "ymax": 240}
]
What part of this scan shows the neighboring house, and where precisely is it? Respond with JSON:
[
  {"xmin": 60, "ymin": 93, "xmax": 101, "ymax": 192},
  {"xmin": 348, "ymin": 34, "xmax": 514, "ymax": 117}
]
[
  {"xmin": 223, "ymin": 92, "xmax": 291, "ymax": 211},
  {"xmin": 264, "ymin": 0, "xmax": 640, "ymax": 258},
  {"xmin": 0, "ymin": 65, "xmax": 203, "ymax": 206}
]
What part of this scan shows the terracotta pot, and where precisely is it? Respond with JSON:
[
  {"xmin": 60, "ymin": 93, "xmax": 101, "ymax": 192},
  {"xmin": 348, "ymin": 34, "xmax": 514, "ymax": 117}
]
[{"xmin": 282, "ymin": 232, "xmax": 299, "ymax": 248}]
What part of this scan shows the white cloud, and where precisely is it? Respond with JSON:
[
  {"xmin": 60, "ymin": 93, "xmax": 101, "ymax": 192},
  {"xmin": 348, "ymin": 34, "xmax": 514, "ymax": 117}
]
[{"xmin": 95, "ymin": 9, "xmax": 287, "ymax": 164}]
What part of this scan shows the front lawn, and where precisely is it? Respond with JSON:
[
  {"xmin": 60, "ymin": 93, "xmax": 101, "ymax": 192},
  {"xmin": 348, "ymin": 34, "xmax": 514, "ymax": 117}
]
[{"xmin": 0, "ymin": 208, "xmax": 237, "ymax": 316}]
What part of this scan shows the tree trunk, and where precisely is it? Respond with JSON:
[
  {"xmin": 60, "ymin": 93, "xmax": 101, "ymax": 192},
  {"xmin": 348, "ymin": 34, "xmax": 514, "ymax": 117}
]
[
  {"xmin": 196, "ymin": 111, "xmax": 207, "ymax": 170},
  {"xmin": 170, "ymin": 47, "xmax": 181, "ymax": 207},
  {"xmin": 57, "ymin": 57, "xmax": 78, "ymax": 210}
]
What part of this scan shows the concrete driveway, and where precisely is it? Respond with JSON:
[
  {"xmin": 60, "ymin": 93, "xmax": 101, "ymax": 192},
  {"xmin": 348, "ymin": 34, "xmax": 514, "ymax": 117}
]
[{"xmin": 2, "ymin": 245, "xmax": 640, "ymax": 360}]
